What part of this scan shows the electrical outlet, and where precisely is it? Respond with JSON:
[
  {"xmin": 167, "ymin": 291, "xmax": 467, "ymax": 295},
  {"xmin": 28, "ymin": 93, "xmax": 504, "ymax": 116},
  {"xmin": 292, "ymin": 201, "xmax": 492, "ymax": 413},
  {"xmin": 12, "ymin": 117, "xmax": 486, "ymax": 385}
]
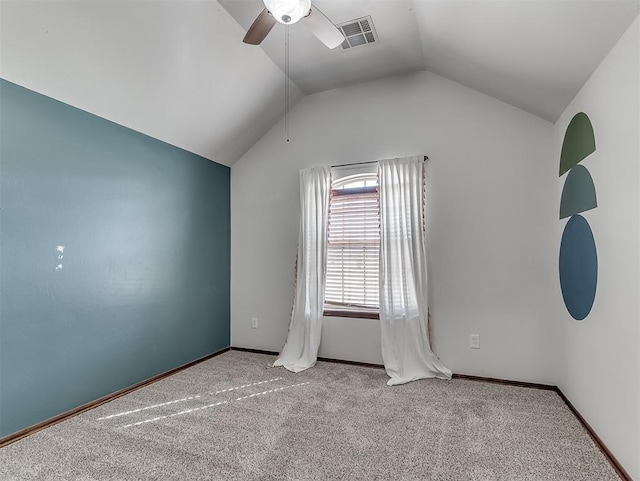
[
  {"xmin": 470, "ymin": 334, "xmax": 480, "ymax": 349},
  {"xmin": 251, "ymin": 317, "xmax": 258, "ymax": 329}
]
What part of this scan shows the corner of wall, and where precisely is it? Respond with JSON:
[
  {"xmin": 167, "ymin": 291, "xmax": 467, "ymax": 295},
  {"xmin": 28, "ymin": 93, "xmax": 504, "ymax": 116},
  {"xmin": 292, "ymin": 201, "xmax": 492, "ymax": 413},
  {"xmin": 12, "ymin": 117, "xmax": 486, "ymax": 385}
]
[{"xmin": 552, "ymin": 16, "xmax": 640, "ymax": 480}]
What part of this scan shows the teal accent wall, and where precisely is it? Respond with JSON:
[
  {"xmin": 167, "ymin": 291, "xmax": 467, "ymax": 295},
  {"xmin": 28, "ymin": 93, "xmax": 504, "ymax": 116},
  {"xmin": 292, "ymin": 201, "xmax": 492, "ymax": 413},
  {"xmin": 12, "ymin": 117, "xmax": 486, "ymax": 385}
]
[{"xmin": 0, "ymin": 79, "xmax": 230, "ymax": 438}]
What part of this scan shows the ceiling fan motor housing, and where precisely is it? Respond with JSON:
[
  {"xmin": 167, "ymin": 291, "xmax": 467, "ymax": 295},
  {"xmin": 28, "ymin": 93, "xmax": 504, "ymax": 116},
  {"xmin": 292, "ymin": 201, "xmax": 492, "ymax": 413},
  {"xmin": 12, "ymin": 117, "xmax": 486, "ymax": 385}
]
[{"xmin": 263, "ymin": 0, "xmax": 311, "ymax": 24}]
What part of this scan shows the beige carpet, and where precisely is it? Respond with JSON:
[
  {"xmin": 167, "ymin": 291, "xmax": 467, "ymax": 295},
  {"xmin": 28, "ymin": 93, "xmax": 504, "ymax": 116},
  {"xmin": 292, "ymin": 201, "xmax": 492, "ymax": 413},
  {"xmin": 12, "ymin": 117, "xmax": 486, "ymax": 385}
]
[{"xmin": 0, "ymin": 350, "xmax": 620, "ymax": 480}]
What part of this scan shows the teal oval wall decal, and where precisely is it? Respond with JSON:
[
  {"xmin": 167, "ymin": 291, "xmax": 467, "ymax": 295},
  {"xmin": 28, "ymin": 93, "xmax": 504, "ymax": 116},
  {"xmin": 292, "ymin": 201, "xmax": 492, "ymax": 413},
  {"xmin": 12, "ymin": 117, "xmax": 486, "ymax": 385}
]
[
  {"xmin": 559, "ymin": 112, "xmax": 596, "ymax": 176},
  {"xmin": 560, "ymin": 165, "xmax": 597, "ymax": 219},
  {"xmin": 559, "ymin": 215, "xmax": 598, "ymax": 320}
]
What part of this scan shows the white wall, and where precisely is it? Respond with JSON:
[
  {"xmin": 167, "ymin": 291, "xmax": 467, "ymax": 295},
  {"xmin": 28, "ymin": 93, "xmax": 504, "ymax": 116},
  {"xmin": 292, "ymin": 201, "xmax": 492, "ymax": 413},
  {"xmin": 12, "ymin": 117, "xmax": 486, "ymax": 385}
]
[
  {"xmin": 554, "ymin": 17, "xmax": 640, "ymax": 480},
  {"xmin": 231, "ymin": 70, "xmax": 557, "ymax": 382}
]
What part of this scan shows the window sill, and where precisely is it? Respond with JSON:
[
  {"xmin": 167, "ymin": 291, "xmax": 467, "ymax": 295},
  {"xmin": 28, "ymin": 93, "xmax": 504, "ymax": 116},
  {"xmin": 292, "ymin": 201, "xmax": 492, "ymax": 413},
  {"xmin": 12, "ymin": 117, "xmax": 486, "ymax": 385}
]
[{"xmin": 323, "ymin": 310, "xmax": 379, "ymax": 320}]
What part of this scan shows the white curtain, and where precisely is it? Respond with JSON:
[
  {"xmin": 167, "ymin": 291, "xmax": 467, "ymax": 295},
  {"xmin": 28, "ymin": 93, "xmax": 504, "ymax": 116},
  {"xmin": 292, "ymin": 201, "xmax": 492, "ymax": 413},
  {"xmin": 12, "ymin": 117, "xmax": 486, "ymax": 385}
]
[
  {"xmin": 378, "ymin": 157, "xmax": 451, "ymax": 385},
  {"xmin": 274, "ymin": 166, "xmax": 331, "ymax": 372}
]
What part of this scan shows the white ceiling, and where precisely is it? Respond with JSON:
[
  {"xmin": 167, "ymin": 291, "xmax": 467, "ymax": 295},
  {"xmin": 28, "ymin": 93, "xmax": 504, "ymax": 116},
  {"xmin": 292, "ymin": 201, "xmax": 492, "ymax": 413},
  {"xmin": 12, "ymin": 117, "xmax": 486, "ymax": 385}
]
[
  {"xmin": 221, "ymin": 0, "xmax": 640, "ymax": 122},
  {"xmin": 0, "ymin": 0, "xmax": 303, "ymax": 166},
  {"xmin": 413, "ymin": 0, "xmax": 640, "ymax": 121},
  {"xmin": 1, "ymin": 1, "xmax": 639, "ymax": 165},
  {"xmin": 220, "ymin": 0, "xmax": 427, "ymax": 95}
]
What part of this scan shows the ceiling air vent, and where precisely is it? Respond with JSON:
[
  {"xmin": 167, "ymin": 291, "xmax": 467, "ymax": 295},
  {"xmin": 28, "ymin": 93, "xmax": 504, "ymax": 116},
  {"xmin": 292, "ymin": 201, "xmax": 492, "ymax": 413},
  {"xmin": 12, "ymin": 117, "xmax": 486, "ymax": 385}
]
[{"xmin": 337, "ymin": 16, "xmax": 378, "ymax": 50}]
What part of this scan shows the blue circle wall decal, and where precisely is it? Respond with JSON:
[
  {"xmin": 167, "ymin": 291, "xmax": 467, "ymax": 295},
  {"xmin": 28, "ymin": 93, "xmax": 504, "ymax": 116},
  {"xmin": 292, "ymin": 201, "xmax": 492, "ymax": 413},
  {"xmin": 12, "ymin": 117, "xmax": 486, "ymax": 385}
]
[{"xmin": 559, "ymin": 215, "xmax": 598, "ymax": 320}]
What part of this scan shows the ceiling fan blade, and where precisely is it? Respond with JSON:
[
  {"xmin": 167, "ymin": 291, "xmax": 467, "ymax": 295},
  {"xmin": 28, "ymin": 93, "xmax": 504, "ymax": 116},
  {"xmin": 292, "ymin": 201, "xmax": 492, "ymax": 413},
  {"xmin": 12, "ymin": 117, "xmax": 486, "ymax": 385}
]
[
  {"xmin": 243, "ymin": 8, "xmax": 277, "ymax": 45},
  {"xmin": 301, "ymin": 6, "xmax": 345, "ymax": 49}
]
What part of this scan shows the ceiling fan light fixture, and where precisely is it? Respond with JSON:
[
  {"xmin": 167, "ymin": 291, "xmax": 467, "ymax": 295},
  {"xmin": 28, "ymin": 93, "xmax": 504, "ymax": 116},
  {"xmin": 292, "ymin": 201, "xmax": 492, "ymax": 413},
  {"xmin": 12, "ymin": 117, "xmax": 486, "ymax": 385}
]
[{"xmin": 262, "ymin": 0, "xmax": 311, "ymax": 24}]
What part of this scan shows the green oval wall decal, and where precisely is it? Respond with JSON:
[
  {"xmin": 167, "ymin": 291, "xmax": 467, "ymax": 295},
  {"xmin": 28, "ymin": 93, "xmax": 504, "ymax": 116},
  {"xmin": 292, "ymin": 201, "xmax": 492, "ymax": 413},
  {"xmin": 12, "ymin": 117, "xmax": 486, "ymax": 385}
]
[
  {"xmin": 559, "ymin": 112, "xmax": 595, "ymax": 176},
  {"xmin": 560, "ymin": 165, "xmax": 597, "ymax": 219}
]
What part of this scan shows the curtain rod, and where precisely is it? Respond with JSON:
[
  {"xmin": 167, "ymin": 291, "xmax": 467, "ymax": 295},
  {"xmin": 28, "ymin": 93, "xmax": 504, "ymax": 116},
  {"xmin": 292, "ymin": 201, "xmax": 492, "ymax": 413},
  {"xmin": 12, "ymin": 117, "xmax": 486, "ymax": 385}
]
[{"xmin": 331, "ymin": 155, "xmax": 428, "ymax": 168}]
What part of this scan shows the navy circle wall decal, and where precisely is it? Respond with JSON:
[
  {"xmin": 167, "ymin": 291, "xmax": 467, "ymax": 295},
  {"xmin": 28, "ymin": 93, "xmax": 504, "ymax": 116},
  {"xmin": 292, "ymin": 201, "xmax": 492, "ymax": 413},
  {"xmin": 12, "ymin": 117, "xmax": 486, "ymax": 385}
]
[{"xmin": 559, "ymin": 215, "xmax": 598, "ymax": 320}]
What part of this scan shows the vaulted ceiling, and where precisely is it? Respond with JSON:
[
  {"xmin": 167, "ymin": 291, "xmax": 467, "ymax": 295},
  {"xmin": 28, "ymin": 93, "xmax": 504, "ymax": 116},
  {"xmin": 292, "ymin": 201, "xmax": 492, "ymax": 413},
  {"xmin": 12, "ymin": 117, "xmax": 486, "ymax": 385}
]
[{"xmin": 1, "ymin": 1, "xmax": 639, "ymax": 166}]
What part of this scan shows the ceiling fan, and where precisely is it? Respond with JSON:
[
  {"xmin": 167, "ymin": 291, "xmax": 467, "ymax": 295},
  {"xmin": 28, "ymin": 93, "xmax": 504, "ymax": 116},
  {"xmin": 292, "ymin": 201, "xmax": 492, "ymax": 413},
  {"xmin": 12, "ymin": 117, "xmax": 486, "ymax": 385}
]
[{"xmin": 243, "ymin": 0, "xmax": 345, "ymax": 49}]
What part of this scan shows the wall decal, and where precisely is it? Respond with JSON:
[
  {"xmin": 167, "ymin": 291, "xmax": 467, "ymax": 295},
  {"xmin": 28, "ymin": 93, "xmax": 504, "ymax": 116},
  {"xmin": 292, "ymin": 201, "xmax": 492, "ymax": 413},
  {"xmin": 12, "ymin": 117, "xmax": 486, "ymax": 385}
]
[
  {"xmin": 559, "ymin": 112, "xmax": 595, "ymax": 176},
  {"xmin": 559, "ymin": 215, "xmax": 598, "ymax": 320},
  {"xmin": 558, "ymin": 112, "xmax": 598, "ymax": 321},
  {"xmin": 559, "ymin": 165, "xmax": 597, "ymax": 219}
]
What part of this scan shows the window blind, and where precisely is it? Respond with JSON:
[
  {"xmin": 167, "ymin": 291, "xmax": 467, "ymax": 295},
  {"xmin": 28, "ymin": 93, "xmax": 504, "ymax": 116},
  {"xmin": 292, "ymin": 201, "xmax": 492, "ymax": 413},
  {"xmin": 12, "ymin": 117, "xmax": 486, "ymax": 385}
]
[{"xmin": 324, "ymin": 185, "xmax": 380, "ymax": 314}]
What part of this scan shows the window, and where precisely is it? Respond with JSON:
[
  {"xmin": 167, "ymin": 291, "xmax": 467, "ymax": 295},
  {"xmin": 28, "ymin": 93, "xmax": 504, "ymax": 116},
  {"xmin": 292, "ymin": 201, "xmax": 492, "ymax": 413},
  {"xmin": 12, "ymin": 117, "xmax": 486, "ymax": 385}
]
[{"xmin": 324, "ymin": 170, "xmax": 380, "ymax": 319}]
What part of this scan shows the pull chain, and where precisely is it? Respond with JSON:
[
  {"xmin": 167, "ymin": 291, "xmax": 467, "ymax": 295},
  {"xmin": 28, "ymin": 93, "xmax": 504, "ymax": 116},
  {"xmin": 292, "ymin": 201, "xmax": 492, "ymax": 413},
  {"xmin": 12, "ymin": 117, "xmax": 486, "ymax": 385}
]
[{"xmin": 285, "ymin": 24, "xmax": 290, "ymax": 142}]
